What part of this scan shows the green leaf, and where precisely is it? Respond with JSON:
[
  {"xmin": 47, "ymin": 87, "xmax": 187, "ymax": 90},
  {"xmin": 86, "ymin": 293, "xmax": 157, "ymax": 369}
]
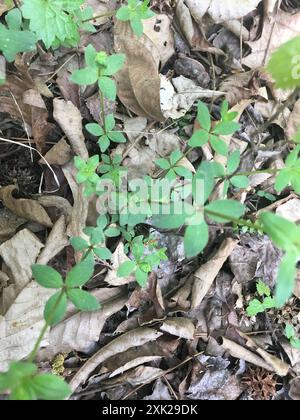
[
  {"xmin": 247, "ymin": 299, "xmax": 264, "ymax": 317},
  {"xmin": 188, "ymin": 129, "xmax": 210, "ymax": 148},
  {"xmin": 10, "ymin": 384, "xmax": 37, "ymax": 401},
  {"xmin": 84, "ymin": 43, "xmax": 97, "ymax": 67},
  {"xmin": 210, "ymin": 135, "xmax": 228, "ymax": 156},
  {"xmin": 130, "ymin": 17, "xmax": 144, "ymax": 37},
  {"xmin": 256, "ymin": 280, "xmax": 271, "ymax": 297},
  {"xmin": 67, "ymin": 288, "xmax": 100, "ymax": 311},
  {"xmin": 267, "ymin": 36, "xmax": 300, "ymax": 89},
  {"xmin": 66, "ymin": 260, "xmax": 94, "ymax": 288},
  {"xmin": 70, "ymin": 67, "xmax": 98, "ymax": 86},
  {"xmin": 290, "ymin": 337, "xmax": 300, "ymax": 350},
  {"xmin": 227, "ymin": 150, "xmax": 241, "ymax": 174},
  {"xmin": 193, "ymin": 161, "xmax": 215, "ymax": 205},
  {"xmin": 105, "ymin": 227, "xmax": 120, "ymax": 237},
  {"xmin": 184, "ymin": 222, "xmax": 209, "ymax": 258},
  {"xmin": 285, "ymin": 324, "xmax": 295, "ymax": 340},
  {"xmin": 231, "ymin": 175, "xmax": 249, "ymax": 189},
  {"xmin": 94, "ymin": 247, "xmax": 112, "ymax": 260},
  {"xmin": 31, "ymin": 374, "xmax": 71, "ymax": 400},
  {"xmin": 197, "ymin": 101, "xmax": 211, "ymax": 132},
  {"xmin": 103, "ymin": 54, "xmax": 126, "ymax": 76},
  {"xmin": 205, "ymin": 200, "xmax": 245, "ymax": 223},
  {"xmin": 108, "ymin": 131, "xmax": 126, "ymax": 143},
  {"xmin": 275, "ymin": 251, "xmax": 298, "ymax": 308},
  {"xmin": 44, "ymin": 292, "xmax": 68, "ymax": 326},
  {"xmin": 117, "ymin": 260, "xmax": 136, "ymax": 277},
  {"xmin": 262, "ymin": 296, "xmax": 276, "ymax": 309},
  {"xmin": 260, "ymin": 212, "xmax": 300, "ymax": 252},
  {"xmin": 0, "ymin": 19, "xmax": 36, "ymax": 62},
  {"xmin": 86, "ymin": 123, "xmax": 103, "ymax": 137},
  {"xmin": 98, "ymin": 76, "xmax": 117, "ymax": 100},
  {"xmin": 98, "ymin": 135, "xmax": 110, "ymax": 152},
  {"xmin": 70, "ymin": 237, "xmax": 89, "ymax": 251},
  {"xmin": 170, "ymin": 150, "xmax": 182, "ymax": 166},
  {"xmin": 135, "ymin": 267, "xmax": 148, "ymax": 287},
  {"xmin": 213, "ymin": 121, "xmax": 240, "ymax": 135},
  {"xmin": 155, "ymin": 158, "xmax": 171, "ymax": 170},
  {"xmin": 32, "ymin": 265, "xmax": 63, "ymax": 289},
  {"xmin": 116, "ymin": 6, "xmax": 131, "ymax": 21}
]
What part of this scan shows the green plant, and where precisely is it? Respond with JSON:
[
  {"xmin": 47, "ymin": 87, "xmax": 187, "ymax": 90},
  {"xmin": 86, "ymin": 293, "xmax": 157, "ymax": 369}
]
[
  {"xmin": 117, "ymin": 236, "xmax": 168, "ymax": 286},
  {"xmin": 86, "ymin": 115, "xmax": 126, "ymax": 153},
  {"xmin": 116, "ymin": 0, "xmax": 155, "ymax": 37},
  {"xmin": 285, "ymin": 324, "xmax": 300, "ymax": 350},
  {"xmin": 155, "ymin": 150, "xmax": 193, "ymax": 181},
  {"xmin": 275, "ymin": 146, "xmax": 300, "ymax": 194},
  {"xmin": 247, "ymin": 280, "xmax": 276, "ymax": 316}
]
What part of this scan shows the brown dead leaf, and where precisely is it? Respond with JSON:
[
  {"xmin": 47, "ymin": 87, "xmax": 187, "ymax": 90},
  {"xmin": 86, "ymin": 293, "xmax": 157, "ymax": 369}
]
[
  {"xmin": 219, "ymin": 70, "xmax": 262, "ymax": 106},
  {"xmin": 69, "ymin": 327, "xmax": 163, "ymax": 392},
  {"xmin": 243, "ymin": 10, "xmax": 300, "ymax": 68},
  {"xmin": 37, "ymin": 216, "xmax": 69, "ymax": 265},
  {"xmin": 104, "ymin": 243, "xmax": 136, "ymax": 286},
  {"xmin": 0, "ymin": 186, "xmax": 53, "ymax": 228},
  {"xmin": 192, "ymin": 238, "xmax": 238, "ymax": 309},
  {"xmin": 114, "ymin": 21, "xmax": 165, "ymax": 121},
  {"xmin": 40, "ymin": 138, "xmax": 73, "ymax": 166},
  {"xmin": 160, "ymin": 317, "xmax": 195, "ymax": 340}
]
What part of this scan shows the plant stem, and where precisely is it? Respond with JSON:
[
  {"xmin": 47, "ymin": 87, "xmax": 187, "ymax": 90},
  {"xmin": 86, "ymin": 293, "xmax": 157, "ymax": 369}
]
[
  {"xmin": 28, "ymin": 290, "xmax": 65, "ymax": 363},
  {"xmin": 83, "ymin": 10, "xmax": 116, "ymax": 23},
  {"xmin": 204, "ymin": 208, "xmax": 261, "ymax": 231},
  {"xmin": 99, "ymin": 89, "xmax": 107, "ymax": 134}
]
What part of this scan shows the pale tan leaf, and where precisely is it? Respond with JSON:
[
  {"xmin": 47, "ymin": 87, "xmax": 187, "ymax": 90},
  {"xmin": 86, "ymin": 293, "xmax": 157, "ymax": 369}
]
[
  {"xmin": 40, "ymin": 138, "xmax": 73, "ymax": 166},
  {"xmin": 38, "ymin": 288, "xmax": 127, "ymax": 360},
  {"xmin": 0, "ymin": 208, "xmax": 26, "ymax": 243},
  {"xmin": 287, "ymin": 99, "xmax": 300, "ymax": 141},
  {"xmin": 37, "ymin": 196, "xmax": 73, "ymax": 224},
  {"xmin": 70, "ymin": 327, "xmax": 163, "ymax": 391},
  {"xmin": 0, "ymin": 186, "xmax": 53, "ymax": 228},
  {"xmin": 276, "ymin": 199, "xmax": 300, "ymax": 223},
  {"xmin": 37, "ymin": 216, "xmax": 69, "ymax": 265},
  {"xmin": 160, "ymin": 317, "xmax": 195, "ymax": 340},
  {"xmin": 192, "ymin": 238, "xmax": 238, "ymax": 309}
]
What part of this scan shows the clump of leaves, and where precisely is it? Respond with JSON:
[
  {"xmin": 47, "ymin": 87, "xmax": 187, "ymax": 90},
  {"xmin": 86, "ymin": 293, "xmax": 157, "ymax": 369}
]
[
  {"xmin": 285, "ymin": 324, "xmax": 300, "ymax": 350},
  {"xmin": 188, "ymin": 101, "xmax": 240, "ymax": 156},
  {"xmin": 116, "ymin": 0, "xmax": 155, "ymax": 37},
  {"xmin": 70, "ymin": 45, "xmax": 125, "ymax": 100},
  {"xmin": 74, "ymin": 155, "xmax": 100, "ymax": 196},
  {"xmin": 275, "ymin": 146, "xmax": 300, "ymax": 194},
  {"xmin": 155, "ymin": 150, "xmax": 193, "ymax": 180},
  {"xmin": 0, "ymin": 8, "xmax": 37, "ymax": 62},
  {"xmin": 117, "ymin": 236, "xmax": 167, "ymax": 286},
  {"xmin": 260, "ymin": 212, "xmax": 300, "ymax": 307},
  {"xmin": 0, "ymin": 362, "xmax": 70, "ymax": 400},
  {"xmin": 32, "ymin": 260, "xmax": 100, "ymax": 324},
  {"xmin": 247, "ymin": 280, "xmax": 276, "ymax": 317},
  {"xmin": 86, "ymin": 115, "xmax": 126, "ymax": 153},
  {"xmin": 21, "ymin": 0, "xmax": 95, "ymax": 49}
]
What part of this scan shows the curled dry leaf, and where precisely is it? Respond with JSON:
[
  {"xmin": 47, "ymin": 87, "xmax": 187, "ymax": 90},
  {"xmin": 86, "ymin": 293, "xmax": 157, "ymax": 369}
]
[
  {"xmin": 114, "ymin": 21, "xmax": 165, "ymax": 121},
  {"xmin": 192, "ymin": 238, "xmax": 238, "ymax": 309},
  {"xmin": 69, "ymin": 327, "xmax": 163, "ymax": 392},
  {"xmin": 185, "ymin": 0, "xmax": 261, "ymax": 22},
  {"xmin": 104, "ymin": 243, "xmax": 136, "ymax": 286},
  {"xmin": 0, "ymin": 185, "xmax": 53, "ymax": 228},
  {"xmin": 37, "ymin": 195, "xmax": 73, "ymax": 224},
  {"xmin": 160, "ymin": 317, "xmax": 195, "ymax": 340},
  {"xmin": 38, "ymin": 287, "xmax": 127, "ymax": 360},
  {"xmin": 53, "ymin": 99, "xmax": 89, "ymax": 160}
]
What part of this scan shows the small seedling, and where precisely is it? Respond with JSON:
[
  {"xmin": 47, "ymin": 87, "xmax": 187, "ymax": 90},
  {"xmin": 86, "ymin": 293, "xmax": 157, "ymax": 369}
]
[
  {"xmin": 86, "ymin": 115, "xmax": 126, "ymax": 153},
  {"xmin": 116, "ymin": 0, "xmax": 155, "ymax": 37},
  {"xmin": 247, "ymin": 280, "xmax": 276, "ymax": 316},
  {"xmin": 285, "ymin": 324, "xmax": 300, "ymax": 350},
  {"xmin": 117, "ymin": 236, "xmax": 167, "ymax": 287},
  {"xmin": 155, "ymin": 150, "xmax": 193, "ymax": 180},
  {"xmin": 275, "ymin": 145, "xmax": 300, "ymax": 195}
]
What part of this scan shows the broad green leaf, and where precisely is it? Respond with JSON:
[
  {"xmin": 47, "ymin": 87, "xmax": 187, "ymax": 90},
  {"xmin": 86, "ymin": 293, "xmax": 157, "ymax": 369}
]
[
  {"xmin": 193, "ymin": 161, "xmax": 215, "ymax": 205},
  {"xmin": 262, "ymin": 296, "xmax": 276, "ymax": 309},
  {"xmin": 188, "ymin": 129, "xmax": 209, "ymax": 148},
  {"xmin": 246, "ymin": 299, "xmax": 264, "ymax": 317},
  {"xmin": 32, "ymin": 265, "xmax": 63, "ymax": 289},
  {"xmin": 152, "ymin": 204, "xmax": 189, "ymax": 229},
  {"xmin": 197, "ymin": 101, "xmax": 211, "ymax": 132},
  {"xmin": 260, "ymin": 212, "xmax": 300, "ymax": 252},
  {"xmin": 210, "ymin": 135, "xmax": 228, "ymax": 156},
  {"xmin": 170, "ymin": 150, "xmax": 182, "ymax": 166},
  {"xmin": 285, "ymin": 324, "xmax": 295, "ymax": 340},
  {"xmin": 103, "ymin": 54, "xmax": 126, "ymax": 76},
  {"xmin": 93, "ymin": 247, "xmax": 112, "ymax": 260},
  {"xmin": 155, "ymin": 158, "xmax": 171, "ymax": 170},
  {"xmin": 231, "ymin": 175, "xmax": 249, "ymax": 189},
  {"xmin": 184, "ymin": 222, "xmax": 209, "ymax": 258},
  {"xmin": 108, "ymin": 131, "xmax": 126, "ymax": 143},
  {"xmin": 31, "ymin": 374, "xmax": 71, "ymax": 400},
  {"xmin": 116, "ymin": 6, "xmax": 131, "ymax": 21},
  {"xmin": 213, "ymin": 121, "xmax": 240, "ymax": 135},
  {"xmin": 227, "ymin": 150, "xmax": 241, "ymax": 174},
  {"xmin": 130, "ymin": 17, "xmax": 144, "ymax": 37},
  {"xmin": 70, "ymin": 67, "xmax": 98, "ymax": 85},
  {"xmin": 117, "ymin": 260, "xmax": 136, "ymax": 277},
  {"xmin": 105, "ymin": 227, "xmax": 120, "ymax": 237},
  {"xmin": 290, "ymin": 337, "xmax": 300, "ymax": 350},
  {"xmin": 86, "ymin": 123, "xmax": 103, "ymax": 137},
  {"xmin": 67, "ymin": 289, "xmax": 100, "ymax": 311},
  {"xmin": 256, "ymin": 280, "xmax": 270, "ymax": 297},
  {"xmin": 0, "ymin": 21, "xmax": 36, "ymax": 62},
  {"xmin": 98, "ymin": 76, "xmax": 117, "ymax": 100},
  {"xmin": 70, "ymin": 237, "xmax": 89, "ymax": 251},
  {"xmin": 10, "ymin": 384, "xmax": 37, "ymax": 401},
  {"xmin": 66, "ymin": 260, "xmax": 94, "ymax": 288},
  {"xmin": 135, "ymin": 267, "xmax": 148, "ymax": 287},
  {"xmin": 267, "ymin": 36, "xmax": 300, "ymax": 89},
  {"xmin": 84, "ymin": 44, "xmax": 97, "ymax": 67},
  {"xmin": 275, "ymin": 251, "xmax": 298, "ymax": 307},
  {"xmin": 205, "ymin": 200, "xmax": 245, "ymax": 223},
  {"xmin": 44, "ymin": 291, "xmax": 67, "ymax": 326}
]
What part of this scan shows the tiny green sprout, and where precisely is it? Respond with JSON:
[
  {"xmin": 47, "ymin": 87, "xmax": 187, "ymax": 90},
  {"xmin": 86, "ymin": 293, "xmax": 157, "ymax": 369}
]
[
  {"xmin": 155, "ymin": 150, "xmax": 193, "ymax": 181},
  {"xmin": 256, "ymin": 190, "xmax": 276, "ymax": 202},
  {"xmin": 74, "ymin": 155, "xmax": 100, "ymax": 196},
  {"xmin": 284, "ymin": 324, "xmax": 300, "ymax": 350},
  {"xmin": 116, "ymin": 0, "xmax": 155, "ymax": 37},
  {"xmin": 32, "ymin": 259, "xmax": 100, "ymax": 325},
  {"xmin": 0, "ymin": 362, "xmax": 71, "ymax": 401},
  {"xmin": 86, "ymin": 115, "xmax": 126, "ymax": 153},
  {"xmin": 117, "ymin": 236, "xmax": 167, "ymax": 287},
  {"xmin": 70, "ymin": 44, "xmax": 125, "ymax": 100},
  {"xmin": 98, "ymin": 154, "xmax": 126, "ymax": 186},
  {"xmin": 188, "ymin": 101, "xmax": 241, "ymax": 157},
  {"xmin": 275, "ymin": 146, "xmax": 300, "ymax": 195},
  {"xmin": 246, "ymin": 280, "xmax": 276, "ymax": 317}
]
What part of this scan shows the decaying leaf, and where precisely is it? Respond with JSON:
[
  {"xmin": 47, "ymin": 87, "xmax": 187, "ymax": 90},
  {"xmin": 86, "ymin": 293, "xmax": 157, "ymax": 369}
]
[
  {"xmin": 104, "ymin": 243, "xmax": 136, "ymax": 286},
  {"xmin": 40, "ymin": 138, "xmax": 73, "ymax": 166},
  {"xmin": 38, "ymin": 288, "xmax": 127, "ymax": 359},
  {"xmin": 192, "ymin": 238, "xmax": 238, "ymax": 309},
  {"xmin": 0, "ymin": 208, "xmax": 26, "ymax": 243},
  {"xmin": 160, "ymin": 317, "xmax": 195, "ymax": 340},
  {"xmin": 276, "ymin": 198, "xmax": 300, "ymax": 223},
  {"xmin": 70, "ymin": 327, "xmax": 163, "ymax": 391},
  {"xmin": 0, "ymin": 185, "xmax": 53, "ymax": 228},
  {"xmin": 37, "ymin": 216, "xmax": 69, "ymax": 265}
]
